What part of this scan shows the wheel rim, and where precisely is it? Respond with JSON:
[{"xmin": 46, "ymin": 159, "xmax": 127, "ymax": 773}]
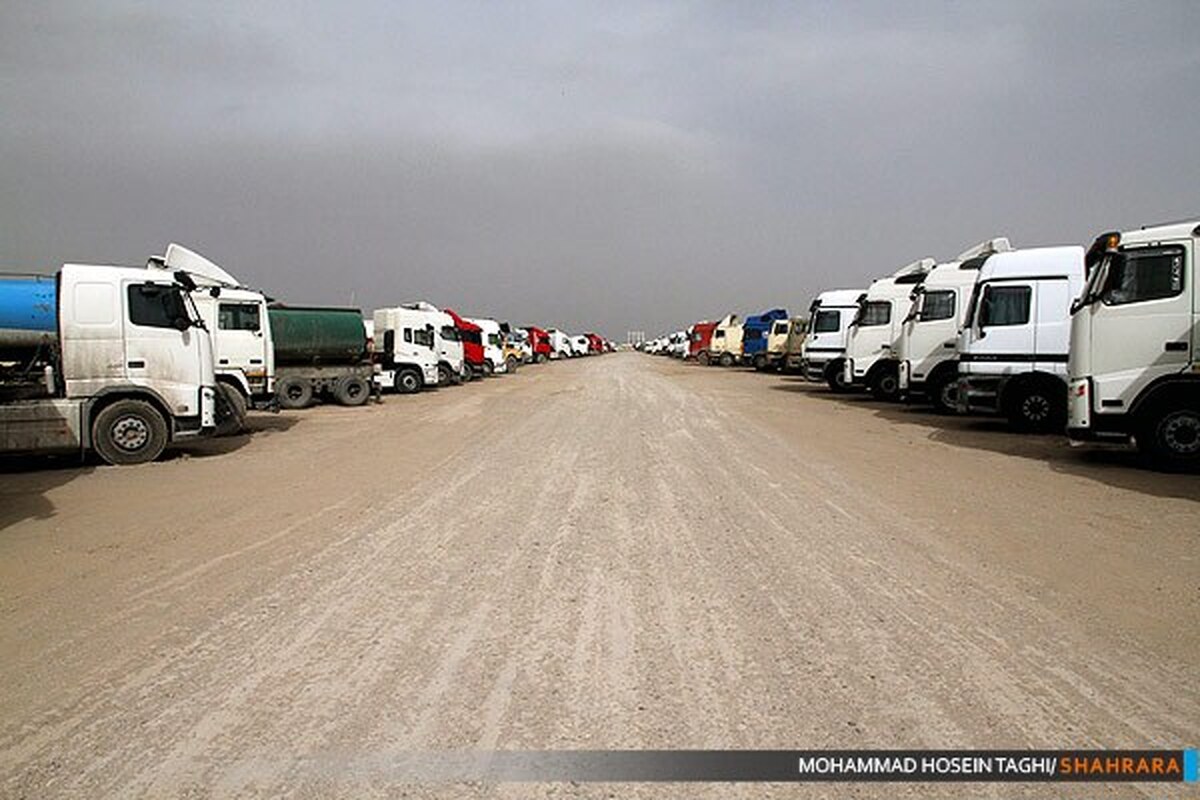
[
  {"xmin": 345, "ymin": 382, "xmax": 364, "ymax": 400},
  {"xmin": 1022, "ymin": 394, "xmax": 1051, "ymax": 422},
  {"xmin": 878, "ymin": 376, "xmax": 897, "ymax": 395},
  {"xmin": 111, "ymin": 415, "xmax": 150, "ymax": 452},
  {"xmin": 400, "ymin": 374, "xmax": 418, "ymax": 391},
  {"xmin": 939, "ymin": 381, "xmax": 957, "ymax": 409},
  {"xmin": 1161, "ymin": 411, "xmax": 1200, "ymax": 455}
]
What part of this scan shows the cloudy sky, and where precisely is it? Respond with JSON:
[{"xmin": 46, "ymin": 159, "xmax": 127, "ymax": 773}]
[{"xmin": 2, "ymin": 2, "xmax": 1197, "ymax": 337}]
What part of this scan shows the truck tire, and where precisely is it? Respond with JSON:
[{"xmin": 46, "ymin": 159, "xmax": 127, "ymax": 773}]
[
  {"xmin": 482, "ymin": 360, "xmax": 495, "ymax": 377},
  {"xmin": 506, "ymin": 355, "xmax": 519, "ymax": 373},
  {"xmin": 1005, "ymin": 378, "xmax": 1065, "ymax": 433},
  {"xmin": 333, "ymin": 375, "xmax": 370, "ymax": 406},
  {"xmin": 395, "ymin": 368, "xmax": 422, "ymax": 394},
  {"xmin": 825, "ymin": 361, "xmax": 850, "ymax": 393},
  {"xmin": 91, "ymin": 399, "xmax": 168, "ymax": 466},
  {"xmin": 1136, "ymin": 400, "xmax": 1200, "ymax": 472},
  {"xmin": 534, "ymin": 353, "xmax": 545, "ymax": 364},
  {"xmin": 869, "ymin": 366, "xmax": 900, "ymax": 401},
  {"xmin": 437, "ymin": 363, "xmax": 453, "ymax": 386},
  {"xmin": 753, "ymin": 353, "xmax": 767, "ymax": 371},
  {"xmin": 719, "ymin": 352, "xmax": 733, "ymax": 367},
  {"xmin": 214, "ymin": 382, "xmax": 248, "ymax": 436},
  {"xmin": 697, "ymin": 351, "xmax": 709, "ymax": 366},
  {"xmin": 926, "ymin": 369, "xmax": 958, "ymax": 414},
  {"xmin": 277, "ymin": 376, "xmax": 313, "ymax": 409}
]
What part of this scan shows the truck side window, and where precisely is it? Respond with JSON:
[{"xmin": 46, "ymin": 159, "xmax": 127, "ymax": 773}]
[
  {"xmin": 1102, "ymin": 246, "xmax": 1185, "ymax": 306},
  {"xmin": 403, "ymin": 328, "xmax": 413, "ymax": 343},
  {"xmin": 920, "ymin": 290, "xmax": 955, "ymax": 322},
  {"xmin": 813, "ymin": 310, "xmax": 840, "ymax": 333},
  {"xmin": 128, "ymin": 284, "xmax": 186, "ymax": 329},
  {"xmin": 773, "ymin": 323, "xmax": 788, "ymax": 335},
  {"xmin": 980, "ymin": 285, "xmax": 1031, "ymax": 327},
  {"xmin": 218, "ymin": 303, "xmax": 260, "ymax": 331},
  {"xmin": 714, "ymin": 329, "xmax": 725, "ymax": 339},
  {"xmin": 858, "ymin": 301, "xmax": 891, "ymax": 327}
]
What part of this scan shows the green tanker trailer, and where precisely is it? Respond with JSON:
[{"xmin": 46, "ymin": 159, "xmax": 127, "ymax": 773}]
[{"xmin": 268, "ymin": 305, "xmax": 376, "ymax": 409}]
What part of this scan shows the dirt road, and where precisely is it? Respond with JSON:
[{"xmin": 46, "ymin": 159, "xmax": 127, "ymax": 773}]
[{"xmin": 1, "ymin": 353, "xmax": 1196, "ymax": 797}]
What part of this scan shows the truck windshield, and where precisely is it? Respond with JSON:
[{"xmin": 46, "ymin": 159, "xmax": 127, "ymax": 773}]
[
  {"xmin": 813, "ymin": 309, "xmax": 840, "ymax": 333},
  {"xmin": 414, "ymin": 328, "xmax": 434, "ymax": 347},
  {"xmin": 1101, "ymin": 246, "xmax": 1184, "ymax": 306},
  {"xmin": 857, "ymin": 301, "xmax": 891, "ymax": 327},
  {"xmin": 488, "ymin": 333, "xmax": 501, "ymax": 347},
  {"xmin": 919, "ymin": 290, "xmax": 955, "ymax": 322},
  {"xmin": 462, "ymin": 330, "xmax": 482, "ymax": 345}
]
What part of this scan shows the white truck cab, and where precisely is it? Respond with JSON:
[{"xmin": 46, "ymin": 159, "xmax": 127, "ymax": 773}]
[
  {"xmin": 402, "ymin": 301, "xmax": 465, "ymax": 384},
  {"xmin": 1068, "ymin": 221, "xmax": 1198, "ymax": 469},
  {"xmin": 569, "ymin": 333, "xmax": 590, "ymax": 357},
  {"xmin": 956, "ymin": 245, "xmax": 1085, "ymax": 431},
  {"xmin": 469, "ymin": 317, "xmax": 508, "ymax": 374},
  {"xmin": 1, "ymin": 263, "xmax": 217, "ymax": 464},
  {"xmin": 709, "ymin": 314, "xmax": 744, "ymax": 366},
  {"xmin": 547, "ymin": 329, "xmax": 571, "ymax": 359},
  {"xmin": 843, "ymin": 259, "xmax": 933, "ymax": 398},
  {"xmin": 150, "ymin": 244, "xmax": 274, "ymax": 433},
  {"xmin": 372, "ymin": 306, "xmax": 442, "ymax": 392},
  {"xmin": 896, "ymin": 238, "xmax": 1012, "ymax": 411},
  {"xmin": 800, "ymin": 290, "xmax": 861, "ymax": 390}
]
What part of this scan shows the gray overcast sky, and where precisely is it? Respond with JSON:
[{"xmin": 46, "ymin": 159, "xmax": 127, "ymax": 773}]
[{"xmin": 2, "ymin": 2, "xmax": 1197, "ymax": 337}]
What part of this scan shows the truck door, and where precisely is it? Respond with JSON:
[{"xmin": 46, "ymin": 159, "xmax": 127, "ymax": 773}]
[
  {"xmin": 974, "ymin": 280, "xmax": 1035, "ymax": 372},
  {"xmin": 123, "ymin": 280, "xmax": 204, "ymax": 417},
  {"xmin": 1088, "ymin": 242, "xmax": 1192, "ymax": 406},
  {"xmin": 1032, "ymin": 278, "xmax": 1070, "ymax": 374},
  {"xmin": 216, "ymin": 301, "xmax": 269, "ymax": 394}
]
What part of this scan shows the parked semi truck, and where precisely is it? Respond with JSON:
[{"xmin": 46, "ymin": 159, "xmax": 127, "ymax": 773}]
[
  {"xmin": 743, "ymin": 308, "xmax": 789, "ymax": 370},
  {"xmin": 546, "ymin": 328, "xmax": 571, "ymax": 359},
  {"xmin": 444, "ymin": 309, "xmax": 484, "ymax": 378},
  {"xmin": 895, "ymin": 238, "xmax": 1012, "ymax": 412},
  {"xmin": 781, "ymin": 317, "xmax": 809, "ymax": 373},
  {"xmin": 688, "ymin": 320, "xmax": 717, "ymax": 363},
  {"xmin": 801, "ymin": 289, "xmax": 862, "ymax": 390},
  {"xmin": 525, "ymin": 326, "xmax": 553, "ymax": 362},
  {"xmin": 400, "ymin": 301, "xmax": 465, "ymax": 384},
  {"xmin": 709, "ymin": 314, "xmax": 744, "ymax": 366},
  {"xmin": 843, "ymin": 260, "xmax": 932, "ymax": 399},
  {"xmin": 149, "ymin": 243, "xmax": 275, "ymax": 435},
  {"xmin": 956, "ymin": 245, "xmax": 1085, "ymax": 431},
  {"xmin": 0, "ymin": 263, "xmax": 217, "ymax": 465},
  {"xmin": 468, "ymin": 317, "xmax": 508, "ymax": 375},
  {"xmin": 269, "ymin": 305, "xmax": 375, "ymax": 409},
  {"xmin": 372, "ymin": 306, "xmax": 442, "ymax": 392},
  {"xmin": 1068, "ymin": 221, "xmax": 1199, "ymax": 470}
]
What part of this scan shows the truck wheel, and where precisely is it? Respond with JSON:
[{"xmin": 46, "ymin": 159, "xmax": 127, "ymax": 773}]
[
  {"xmin": 482, "ymin": 360, "xmax": 495, "ymax": 377},
  {"xmin": 697, "ymin": 351, "xmax": 709, "ymax": 366},
  {"xmin": 926, "ymin": 370, "xmax": 958, "ymax": 414},
  {"xmin": 395, "ymin": 368, "xmax": 422, "ymax": 394},
  {"xmin": 92, "ymin": 399, "xmax": 168, "ymax": 466},
  {"xmin": 277, "ymin": 376, "xmax": 313, "ymax": 409},
  {"xmin": 1005, "ymin": 379, "xmax": 1065, "ymax": 433},
  {"xmin": 825, "ymin": 361, "xmax": 850, "ymax": 393},
  {"xmin": 214, "ymin": 383, "xmax": 248, "ymax": 436},
  {"xmin": 869, "ymin": 367, "xmax": 900, "ymax": 401},
  {"xmin": 719, "ymin": 352, "xmax": 733, "ymax": 367},
  {"xmin": 506, "ymin": 356, "xmax": 519, "ymax": 373},
  {"xmin": 334, "ymin": 375, "xmax": 370, "ymax": 406},
  {"xmin": 753, "ymin": 354, "xmax": 767, "ymax": 371},
  {"xmin": 534, "ymin": 353, "xmax": 545, "ymax": 364},
  {"xmin": 1137, "ymin": 402, "xmax": 1200, "ymax": 472},
  {"xmin": 437, "ymin": 363, "xmax": 452, "ymax": 385}
]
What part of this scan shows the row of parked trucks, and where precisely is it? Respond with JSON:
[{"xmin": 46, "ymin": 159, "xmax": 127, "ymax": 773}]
[
  {"xmin": 645, "ymin": 219, "xmax": 1200, "ymax": 471},
  {"xmin": 0, "ymin": 244, "xmax": 612, "ymax": 465}
]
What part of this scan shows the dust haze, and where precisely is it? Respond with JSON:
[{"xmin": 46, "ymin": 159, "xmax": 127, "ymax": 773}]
[{"xmin": 2, "ymin": 1, "xmax": 1198, "ymax": 335}]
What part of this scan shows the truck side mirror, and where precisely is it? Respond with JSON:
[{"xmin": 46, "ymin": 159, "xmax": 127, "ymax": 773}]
[{"xmin": 173, "ymin": 316, "xmax": 190, "ymax": 331}]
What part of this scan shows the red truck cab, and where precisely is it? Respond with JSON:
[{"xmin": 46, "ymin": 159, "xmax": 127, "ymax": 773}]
[
  {"xmin": 688, "ymin": 321, "xmax": 717, "ymax": 363},
  {"xmin": 525, "ymin": 326, "xmax": 553, "ymax": 362},
  {"xmin": 586, "ymin": 332, "xmax": 604, "ymax": 354},
  {"xmin": 445, "ymin": 308, "xmax": 484, "ymax": 374}
]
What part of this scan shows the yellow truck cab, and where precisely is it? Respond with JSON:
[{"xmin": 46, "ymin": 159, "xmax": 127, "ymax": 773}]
[{"xmin": 709, "ymin": 313, "xmax": 744, "ymax": 366}]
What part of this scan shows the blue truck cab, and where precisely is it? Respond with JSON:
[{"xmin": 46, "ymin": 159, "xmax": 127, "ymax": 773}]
[{"xmin": 741, "ymin": 308, "xmax": 789, "ymax": 369}]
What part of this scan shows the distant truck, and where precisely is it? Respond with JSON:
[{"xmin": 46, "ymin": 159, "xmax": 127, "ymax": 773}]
[
  {"xmin": 895, "ymin": 238, "xmax": 1011, "ymax": 412},
  {"xmin": 688, "ymin": 320, "xmax": 717, "ymax": 363},
  {"xmin": 546, "ymin": 328, "xmax": 571, "ymax": 359},
  {"xmin": 524, "ymin": 326, "xmax": 553, "ymax": 362},
  {"xmin": 709, "ymin": 314, "xmax": 744, "ymax": 366},
  {"xmin": 800, "ymin": 289, "xmax": 862, "ymax": 390},
  {"xmin": 569, "ymin": 334, "xmax": 591, "ymax": 356},
  {"xmin": 843, "ymin": 259, "xmax": 932, "ymax": 399},
  {"xmin": 956, "ymin": 245, "xmax": 1085, "ymax": 431},
  {"xmin": 400, "ymin": 301, "xmax": 466, "ymax": 385},
  {"xmin": 445, "ymin": 308, "xmax": 484, "ymax": 378},
  {"xmin": 468, "ymin": 317, "xmax": 508, "ymax": 375},
  {"xmin": 586, "ymin": 332, "xmax": 605, "ymax": 354},
  {"xmin": 269, "ymin": 305, "xmax": 376, "ymax": 408},
  {"xmin": 763, "ymin": 316, "xmax": 799, "ymax": 371},
  {"xmin": 781, "ymin": 317, "xmax": 809, "ymax": 373},
  {"xmin": 0, "ymin": 263, "xmax": 217, "ymax": 465},
  {"xmin": 372, "ymin": 306, "xmax": 443, "ymax": 393},
  {"xmin": 743, "ymin": 308, "xmax": 789, "ymax": 370},
  {"xmin": 1068, "ymin": 221, "xmax": 1199, "ymax": 470}
]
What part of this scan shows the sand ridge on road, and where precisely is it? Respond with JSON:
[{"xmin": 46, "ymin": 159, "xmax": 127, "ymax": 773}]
[{"xmin": 1, "ymin": 352, "xmax": 1196, "ymax": 798}]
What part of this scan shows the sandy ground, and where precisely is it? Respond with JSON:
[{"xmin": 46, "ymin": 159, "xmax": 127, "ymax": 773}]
[{"xmin": 0, "ymin": 352, "xmax": 1196, "ymax": 798}]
